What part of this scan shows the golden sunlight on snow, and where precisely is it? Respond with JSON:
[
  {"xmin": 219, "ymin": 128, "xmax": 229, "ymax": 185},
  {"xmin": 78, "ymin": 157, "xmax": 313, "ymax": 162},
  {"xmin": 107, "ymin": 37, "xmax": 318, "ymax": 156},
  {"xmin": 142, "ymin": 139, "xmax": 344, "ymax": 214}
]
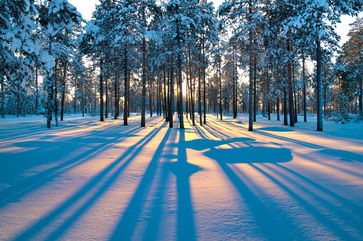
[{"xmin": 0, "ymin": 114, "xmax": 362, "ymax": 240}]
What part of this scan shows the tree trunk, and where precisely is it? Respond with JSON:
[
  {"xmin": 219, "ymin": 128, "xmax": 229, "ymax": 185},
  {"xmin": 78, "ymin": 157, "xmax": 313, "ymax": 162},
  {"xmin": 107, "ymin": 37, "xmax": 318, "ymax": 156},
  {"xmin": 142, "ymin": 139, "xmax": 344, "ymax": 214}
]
[
  {"xmin": 99, "ymin": 58, "xmax": 104, "ymax": 122},
  {"xmin": 302, "ymin": 55, "xmax": 307, "ymax": 122},
  {"xmin": 46, "ymin": 76, "xmax": 54, "ymax": 128},
  {"xmin": 123, "ymin": 47, "xmax": 128, "ymax": 126},
  {"xmin": 54, "ymin": 69, "xmax": 59, "ymax": 127},
  {"xmin": 1, "ymin": 76, "xmax": 4, "ymax": 118},
  {"xmin": 163, "ymin": 67, "xmax": 167, "ymax": 121},
  {"xmin": 198, "ymin": 62, "xmax": 203, "ymax": 126},
  {"xmin": 149, "ymin": 80, "xmax": 153, "ymax": 117},
  {"xmin": 248, "ymin": 1, "xmax": 254, "ymax": 131},
  {"xmin": 169, "ymin": 57, "xmax": 174, "ymax": 128},
  {"xmin": 276, "ymin": 96, "xmax": 280, "ymax": 121},
  {"xmin": 253, "ymin": 56, "xmax": 257, "ymax": 122},
  {"xmin": 316, "ymin": 39, "xmax": 323, "ymax": 131},
  {"xmin": 287, "ymin": 41, "xmax": 294, "ymax": 127},
  {"xmin": 218, "ymin": 56, "xmax": 223, "ymax": 120},
  {"xmin": 202, "ymin": 39, "xmax": 207, "ymax": 125},
  {"xmin": 283, "ymin": 87, "xmax": 288, "ymax": 126},
  {"xmin": 105, "ymin": 75, "xmax": 108, "ymax": 119},
  {"xmin": 82, "ymin": 81, "xmax": 85, "ymax": 117},
  {"xmin": 35, "ymin": 65, "xmax": 39, "ymax": 114},
  {"xmin": 233, "ymin": 45, "xmax": 237, "ymax": 119},
  {"xmin": 60, "ymin": 61, "xmax": 67, "ymax": 121},
  {"xmin": 16, "ymin": 81, "xmax": 20, "ymax": 117},
  {"xmin": 188, "ymin": 45, "xmax": 195, "ymax": 126},
  {"xmin": 141, "ymin": 8, "xmax": 147, "ymax": 127},
  {"xmin": 114, "ymin": 71, "xmax": 119, "ymax": 120},
  {"xmin": 359, "ymin": 78, "xmax": 362, "ymax": 116},
  {"xmin": 293, "ymin": 64, "xmax": 298, "ymax": 123}
]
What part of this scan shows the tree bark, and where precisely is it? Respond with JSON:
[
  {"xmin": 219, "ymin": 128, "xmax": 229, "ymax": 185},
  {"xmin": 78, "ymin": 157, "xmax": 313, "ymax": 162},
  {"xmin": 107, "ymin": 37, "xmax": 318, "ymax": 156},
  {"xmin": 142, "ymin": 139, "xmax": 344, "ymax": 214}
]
[
  {"xmin": 123, "ymin": 47, "xmax": 128, "ymax": 126},
  {"xmin": 276, "ymin": 96, "xmax": 280, "ymax": 121},
  {"xmin": 105, "ymin": 75, "xmax": 108, "ymax": 119},
  {"xmin": 99, "ymin": 58, "xmax": 104, "ymax": 122},
  {"xmin": 1, "ymin": 76, "xmax": 4, "ymax": 118},
  {"xmin": 218, "ymin": 55, "xmax": 223, "ymax": 120},
  {"xmin": 287, "ymin": 40, "xmax": 295, "ymax": 127},
  {"xmin": 248, "ymin": 0, "xmax": 254, "ymax": 131},
  {"xmin": 253, "ymin": 56, "xmax": 257, "ymax": 122},
  {"xmin": 60, "ymin": 61, "xmax": 67, "ymax": 121},
  {"xmin": 316, "ymin": 39, "xmax": 323, "ymax": 131},
  {"xmin": 283, "ymin": 86, "xmax": 288, "ymax": 126},
  {"xmin": 202, "ymin": 39, "xmax": 207, "ymax": 125},
  {"xmin": 141, "ymin": 8, "xmax": 147, "ymax": 127},
  {"xmin": 169, "ymin": 57, "xmax": 174, "ymax": 128},
  {"xmin": 302, "ymin": 55, "xmax": 307, "ymax": 122},
  {"xmin": 35, "ymin": 65, "xmax": 39, "ymax": 114}
]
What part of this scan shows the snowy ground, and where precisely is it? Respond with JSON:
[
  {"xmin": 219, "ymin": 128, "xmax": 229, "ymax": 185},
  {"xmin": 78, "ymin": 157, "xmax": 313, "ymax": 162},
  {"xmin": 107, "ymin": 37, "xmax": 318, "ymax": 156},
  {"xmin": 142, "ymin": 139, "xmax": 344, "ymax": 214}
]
[{"xmin": 0, "ymin": 114, "xmax": 362, "ymax": 241}]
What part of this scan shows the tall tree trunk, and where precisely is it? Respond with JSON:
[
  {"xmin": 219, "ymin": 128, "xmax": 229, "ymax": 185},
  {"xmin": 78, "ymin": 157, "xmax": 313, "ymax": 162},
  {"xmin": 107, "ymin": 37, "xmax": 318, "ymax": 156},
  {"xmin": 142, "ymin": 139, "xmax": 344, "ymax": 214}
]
[
  {"xmin": 73, "ymin": 83, "xmax": 77, "ymax": 114},
  {"xmin": 267, "ymin": 71, "xmax": 271, "ymax": 121},
  {"xmin": 16, "ymin": 81, "xmax": 20, "ymax": 117},
  {"xmin": 169, "ymin": 57, "xmax": 174, "ymax": 128},
  {"xmin": 302, "ymin": 55, "xmax": 307, "ymax": 122},
  {"xmin": 287, "ymin": 40, "xmax": 295, "ymax": 127},
  {"xmin": 105, "ymin": 76, "xmax": 108, "ymax": 119},
  {"xmin": 283, "ymin": 87, "xmax": 288, "ymax": 126},
  {"xmin": 316, "ymin": 39, "xmax": 323, "ymax": 131},
  {"xmin": 276, "ymin": 96, "xmax": 280, "ymax": 121},
  {"xmin": 163, "ymin": 67, "xmax": 167, "ymax": 121},
  {"xmin": 233, "ymin": 51, "xmax": 237, "ymax": 119},
  {"xmin": 99, "ymin": 58, "xmax": 104, "ymax": 122},
  {"xmin": 123, "ymin": 47, "xmax": 128, "ymax": 126},
  {"xmin": 46, "ymin": 76, "xmax": 54, "ymax": 128},
  {"xmin": 359, "ymin": 78, "xmax": 362, "ymax": 117},
  {"xmin": 253, "ymin": 56, "xmax": 257, "ymax": 122},
  {"xmin": 60, "ymin": 61, "xmax": 67, "ymax": 121},
  {"xmin": 1, "ymin": 76, "xmax": 4, "ymax": 118},
  {"xmin": 114, "ymin": 71, "xmax": 119, "ymax": 120},
  {"xmin": 149, "ymin": 77, "xmax": 153, "ymax": 117},
  {"xmin": 188, "ymin": 45, "xmax": 195, "ymax": 126},
  {"xmin": 248, "ymin": 1, "xmax": 254, "ymax": 131},
  {"xmin": 141, "ymin": 8, "xmax": 147, "ymax": 127},
  {"xmin": 177, "ymin": 48, "xmax": 184, "ymax": 129},
  {"xmin": 202, "ymin": 39, "xmax": 207, "ymax": 125},
  {"xmin": 198, "ymin": 63, "xmax": 203, "ymax": 126},
  {"xmin": 185, "ymin": 72, "xmax": 189, "ymax": 119},
  {"xmin": 218, "ymin": 56, "xmax": 223, "ymax": 120},
  {"xmin": 54, "ymin": 68, "xmax": 59, "ymax": 127},
  {"xmin": 82, "ymin": 81, "xmax": 85, "ymax": 117},
  {"xmin": 157, "ymin": 75, "xmax": 160, "ymax": 116},
  {"xmin": 293, "ymin": 63, "xmax": 298, "ymax": 123},
  {"xmin": 35, "ymin": 65, "xmax": 39, "ymax": 114}
]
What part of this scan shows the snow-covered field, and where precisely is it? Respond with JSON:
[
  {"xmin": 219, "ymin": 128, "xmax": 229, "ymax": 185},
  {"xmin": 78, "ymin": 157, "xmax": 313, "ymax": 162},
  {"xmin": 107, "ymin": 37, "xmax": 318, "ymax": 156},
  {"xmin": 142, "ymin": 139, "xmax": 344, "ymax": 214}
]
[{"xmin": 0, "ymin": 114, "xmax": 362, "ymax": 241}]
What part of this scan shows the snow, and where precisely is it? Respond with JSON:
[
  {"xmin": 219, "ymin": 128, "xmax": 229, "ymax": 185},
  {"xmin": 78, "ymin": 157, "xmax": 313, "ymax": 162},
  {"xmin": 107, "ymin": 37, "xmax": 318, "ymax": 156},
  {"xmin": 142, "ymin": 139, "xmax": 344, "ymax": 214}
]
[{"xmin": 0, "ymin": 114, "xmax": 362, "ymax": 240}]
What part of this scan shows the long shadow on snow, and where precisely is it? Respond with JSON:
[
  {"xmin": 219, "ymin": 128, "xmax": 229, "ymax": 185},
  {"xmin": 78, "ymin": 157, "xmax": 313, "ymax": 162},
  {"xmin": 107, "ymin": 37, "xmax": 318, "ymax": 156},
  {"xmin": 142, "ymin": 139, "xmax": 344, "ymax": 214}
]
[
  {"xmin": 141, "ymin": 129, "xmax": 178, "ymax": 241},
  {"xmin": 215, "ymin": 119, "xmax": 363, "ymax": 163},
  {"xmin": 168, "ymin": 129, "xmax": 201, "ymax": 241},
  {"xmin": 250, "ymin": 163, "xmax": 363, "ymax": 240},
  {"xmin": 109, "ymin": 128, "xmax": 201, "ymax": 241},
  {"xmin": 0, "ymin": 119, "xmax": 101, "ymax": 142},
  {"xmin": 108, "ymin": 127, "xmax": 172, "ymax": 241},
  {"xmin": 0, "ymin": 118, "xmax": 164, "ymax": 207},
  {"xmin": 200, "ymin": 121, "xmax": 363, "ymax": 239},
  {"xmin": 13, "ymin": 122, "xmax": 166, "ymax": 241},
  {"xmin": 190, "ymin": 124, "xmax": 294, "ymax": 240}
]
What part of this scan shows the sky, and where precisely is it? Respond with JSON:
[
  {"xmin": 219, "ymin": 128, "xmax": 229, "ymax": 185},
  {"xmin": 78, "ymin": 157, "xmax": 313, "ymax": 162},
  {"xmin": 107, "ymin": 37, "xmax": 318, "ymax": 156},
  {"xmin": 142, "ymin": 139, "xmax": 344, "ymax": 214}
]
[{"xmin": 68, "ymin": 0, "xmax": 358, "ymax": 46}]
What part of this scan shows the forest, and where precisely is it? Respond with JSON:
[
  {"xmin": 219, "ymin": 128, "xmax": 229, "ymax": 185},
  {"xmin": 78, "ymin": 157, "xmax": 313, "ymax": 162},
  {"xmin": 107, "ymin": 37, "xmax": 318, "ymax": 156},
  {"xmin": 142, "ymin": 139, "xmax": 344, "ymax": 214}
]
[
  {"xmin": 0, "ymin": 1, "xmax": 363, "ymax": 241},
  {"xmin": 1, "ymin": 0, "xmax": 362, "ymax": 131}
]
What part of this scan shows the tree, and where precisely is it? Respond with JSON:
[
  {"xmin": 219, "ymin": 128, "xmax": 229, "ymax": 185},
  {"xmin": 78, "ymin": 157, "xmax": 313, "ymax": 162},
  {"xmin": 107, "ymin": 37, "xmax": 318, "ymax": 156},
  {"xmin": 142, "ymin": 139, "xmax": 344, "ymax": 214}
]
[{"xmin": 38, "ymin": 0, "xmax": 83, "ymax": 128}]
